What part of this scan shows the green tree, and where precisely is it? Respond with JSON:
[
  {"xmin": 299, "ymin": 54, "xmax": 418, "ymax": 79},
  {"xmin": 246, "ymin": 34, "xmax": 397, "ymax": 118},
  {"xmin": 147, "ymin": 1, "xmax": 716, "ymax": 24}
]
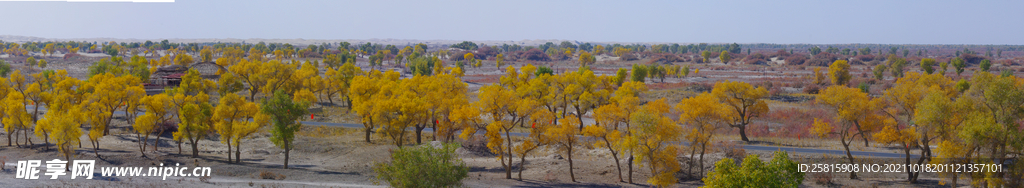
[
  {"xmin": 681, "ymin": 65, "xmax": 690, "ymax": 78},
  {"xmin": 261, "ymin": 89, "xmax": 309, "ymax": 169},
  {"xmin": 702, "ymin": 151, "xmax": 804, "ymax": 188},
  {"xmin": 719, "ymin": 51, "xmax": 731, "ymax": 64},
  {"xmin": 873, "ymin": 64, "xmax": 887, "ymax": 80},
  {"xmin": 631, "ymin": 64, "xmax": 647, "ymax": 82},
  {"xmin": 920, "ymin": 58, "xmax": 936, "ymax": 74},
  {"xmin": 27, "ymin": 57, "xmax": 37, "ymax": 66},
  {"xmin": 374, "ymin": 143, "xmax": 469, "ymax": 188},
  {"xmin": 979, "ymin": 59, "xmax": 991, "ymax": 72},
  {"xmin": 700, "ymin": 51, "xmax": 711, "ymax": 63},
  {"xmin": 951, "ymin": 57, "xmax": 966, "ymax": 77},
  {"xmin": 889, "ymin": 55, "xmax": 908, "ymax": 78},
  {"xmin": 939, "ymin": 62, "xmax": 949, "ymax": 75},
  {"xmin": 535, "ymin": 66, "xmax": 554, "ymax": 77},
  {"xmin": 614, "ymin": 68, "xmax": 628, "ymax": 86},
  {"xmin": 0, "ymin": 60, "xmax": 11, "ymax": 77}
]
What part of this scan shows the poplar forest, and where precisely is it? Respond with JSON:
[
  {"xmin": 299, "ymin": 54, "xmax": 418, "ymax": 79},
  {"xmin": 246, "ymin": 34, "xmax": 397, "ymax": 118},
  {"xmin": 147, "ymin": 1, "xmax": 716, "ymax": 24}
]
[{"xmin": 1, "ymin": 40, "xmax": 1024, "ymax": 187}]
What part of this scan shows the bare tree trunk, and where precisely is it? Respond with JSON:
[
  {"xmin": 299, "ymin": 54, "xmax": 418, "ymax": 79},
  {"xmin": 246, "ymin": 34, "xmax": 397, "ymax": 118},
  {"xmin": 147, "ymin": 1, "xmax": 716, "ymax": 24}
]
[
  {"xmin": 235, "ymin": 141, "xmax": 243, "ymax": 163},
  {"xmin": 518, "ymin": 155, "xmax": 527, "ymax": 180},
  {"xmin": 190, "ymin": 139, "xmax": 199, "ymax": 158},
  {"xmin": 415, "ymin": 125, "xmax": 424, "ymax": 145},
  {"xmin": 283, "ymin": 141, "xmax": 290, "ymax": 169},
  {"xmin": 226, "ymin": 139, "xmax": 233, "ymax": 163},
  {"xmin": 364, "ymin": 127, "xmax": 372, "ymax": 143},
  {"xmin": 153, "ymin": 129, "xmax": 163, "ymax": 152},
  {"xmin": 843, "ymin": 140, "xmax": 857, "ymax": 179},
  {"xmin": 42, "ymin": 133, "xmax": 50, "ymax": 151},
  {"xmin": 568, "ymin": 147, "xmax": 575, "ymax": 182},
  {"xmin": 627, "ymin": 154, "xmax": 634, "ymax": 183},
  {"xmin": 137, "ymin": 133, "xmax": 147, "ymax": 157},
  {"xmin": 738, "ymin": 125, "xmax": 750, "ymax": 142},
  {"xmin": 24, "ymin": 129, "xmax": 32, "ymax": 146},
  {"xmin": 92, "ymin": 140, "xmax": 100, "ymax": 157},
  {"xmin": 505, "ymin": 131, "xmax": 512, "ymax": 179}
]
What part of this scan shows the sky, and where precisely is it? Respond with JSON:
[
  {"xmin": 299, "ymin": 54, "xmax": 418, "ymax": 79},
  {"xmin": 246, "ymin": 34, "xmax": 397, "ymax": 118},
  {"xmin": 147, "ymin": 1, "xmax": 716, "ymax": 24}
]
[{"xmin": 1, "ymin": 0, "xmax": 1022, "ymax": 44}]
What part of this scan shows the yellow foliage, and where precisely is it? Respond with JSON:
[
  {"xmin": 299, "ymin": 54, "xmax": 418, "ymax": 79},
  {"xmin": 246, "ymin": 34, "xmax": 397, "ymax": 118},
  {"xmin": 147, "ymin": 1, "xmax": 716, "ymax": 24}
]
[
  {"xmin": 3, "ymin": 92, "xmax": 33, "ymax": 144},
  {"xmin": 292, "ymin": 89, "xmax": 316, "ymax": 104},
  {"xmin": 677, "ymin": 93, "xmax": 730, "ymax": 162},
  {"xmin": 544, "ymin": 118, "xmax": 581, "ymax": 181},
  {"xmin": 813, "ymin": 67, "xmax": 825, "ymax": 85},
  {"xmin": 828, "ymin": 60, "xmax": 851, "ymax": 85},
  {"xmin": 810, "ymin": 118, "xmax": 831, "ymax": 138},
  {"xmin": 41, "ymin": 107, "xmax": 84, "ymax": 161},
  {"xmin": 872, "ymin": 117, "xmax": 916, "ymax": 145},
  {"xmin": 711, "ymin": 80, "xmax": 769, "ymax": 141},
  {"xmin": 213, "ymin": 93, "xmax": 262, "ymax": 162},
  {"xmin": 627, "ymin": 98, "xmax": 681, "ymax": 187}
]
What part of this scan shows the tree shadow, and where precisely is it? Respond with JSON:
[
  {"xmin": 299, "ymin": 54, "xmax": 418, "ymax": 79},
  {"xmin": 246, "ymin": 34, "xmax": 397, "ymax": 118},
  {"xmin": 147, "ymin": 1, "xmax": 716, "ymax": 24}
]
[
  {"xmin": 512, "ymin": 179, "xmax": 627, "ymax": 188},
  {"xmin": 469, "ymin": 166, "xmax": 506, "ymax": 173}
]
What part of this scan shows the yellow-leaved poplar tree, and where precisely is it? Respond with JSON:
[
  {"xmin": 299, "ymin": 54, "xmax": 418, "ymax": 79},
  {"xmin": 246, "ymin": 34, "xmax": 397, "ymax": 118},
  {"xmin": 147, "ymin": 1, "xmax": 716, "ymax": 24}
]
[
  {"xmin": 711, "ymin": 80, "xmax": 769, "ymax": 142},
  {"xmin": 676, "ymin": 93, "xmax": 731, "ymax": 177},
  {"xmin": 627, "ymin": 98, "xmax": 681, "ymax": 187}
]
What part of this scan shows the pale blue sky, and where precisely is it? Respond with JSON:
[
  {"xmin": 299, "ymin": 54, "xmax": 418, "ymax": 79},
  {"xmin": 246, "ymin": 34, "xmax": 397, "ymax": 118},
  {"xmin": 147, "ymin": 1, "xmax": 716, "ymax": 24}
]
[{"xmin": 2, "ymin": 0, "xmax": 1022, "ymax": 44}]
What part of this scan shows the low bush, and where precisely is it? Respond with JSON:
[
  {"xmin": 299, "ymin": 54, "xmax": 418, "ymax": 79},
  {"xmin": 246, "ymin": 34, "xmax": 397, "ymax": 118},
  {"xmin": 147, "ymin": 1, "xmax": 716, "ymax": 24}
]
[
  {"xmin": 259, "ymin": 170, "xmax": 277, "ymax": 179},
  {"xmin": 620, "ymin": 53, "xmax": 639, "ymax": 61},
  {"xmin": 803, "ymin": 84, "xmax": 820, "ymax": 94},
  {"xmin": 786, "ymin": 54, "xmax": 807, "ymax": 65},
  {"xmin": 720, "ymin": 142, "xmax": 746, "ymax": 161},
  {"xmin": 813, "ymin": 171, "xmax": 834, "ymax": 185},
  {"xmin": 703, "ymin": 151, "xmax": 804, "ymax": 188},
  {"xmin": 374, "ymin": 143, "xmax": 469, "ymax": 188}
]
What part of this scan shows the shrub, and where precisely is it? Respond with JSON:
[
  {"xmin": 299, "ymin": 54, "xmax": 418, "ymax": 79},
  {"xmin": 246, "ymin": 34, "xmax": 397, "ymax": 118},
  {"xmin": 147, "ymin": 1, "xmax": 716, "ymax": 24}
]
[
  {"xmin": 451, "ymin": 41, "xmax": 478, "ymax": 50},
  {"xmin": 374, "ymin": 143, "xmax": 469, "ymax": 188},
  {"xmin": 259, "ymin": 170, "xmax": 277, "ymax": 179},
  {"xmin": 0, "ymin": 60, "xmax": 11, "ymax": 77},
  {"xmin": 515, "ymin": 49, "xmax": 550, "ymax": 61},
  {"xmin": 980, "ymin": 59, "xmax": 992, "ymax": 71},
  {"xmin": 959, "ymin": 53, "xmax": 986, "ymax": 64},
  {"xmin": 803, "ymin": 84, "xmax": 820, "ymax": 94},
  {"xmin": 772, "ymin": 49, "xmax": 790, "ymax": 58},
  {"xmin": 620, "ymin": 53, "xmax": 639, "ymax": 61},
  {"xmin": 785, "ymin": 54, "xmax": 807, "ymax": 65},
  {"xmin": 806, "ymin": 52, "xmax": 837, "ymax": 66},
  {"xmin": 854, "ymin": 55, "xmax": 875, "ymax": 62},
  {"xmin": 720, "ymin": 142, "xmax": 746, "ymax": 161},
  {"xmin": 475, "ymin": 46, "xmax": 499, "ymax": 59},
  {"xmin": 449, "ymin": 51, "xmax": 467, "ymax": 61},
  {"xmin": 813, "ymin": 171, "xmax": 834, "ymax": 185},
  {"xmin": 649, "ymin": 53, "xmax": 683, "ymax": 63},
  {"xmin": 535, "ymin": 66, "xmax": 554, "ymax": 76},
  {"xmin": 702, "ymin": 151, "xmax": 804, "ymax": 188}
]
